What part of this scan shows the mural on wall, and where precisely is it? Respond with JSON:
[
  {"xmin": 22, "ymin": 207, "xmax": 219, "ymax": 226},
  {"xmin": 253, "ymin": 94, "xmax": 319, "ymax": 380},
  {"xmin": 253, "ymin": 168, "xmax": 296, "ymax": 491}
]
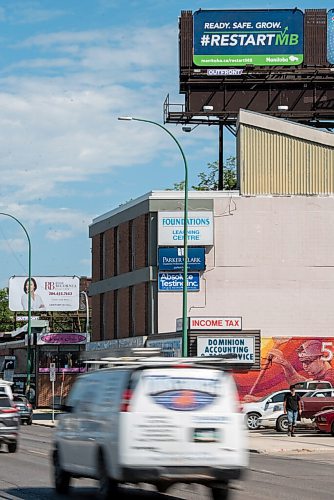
[{"xmin": 234, "ymin": 337, "xmax": 334, "ymax": 401}]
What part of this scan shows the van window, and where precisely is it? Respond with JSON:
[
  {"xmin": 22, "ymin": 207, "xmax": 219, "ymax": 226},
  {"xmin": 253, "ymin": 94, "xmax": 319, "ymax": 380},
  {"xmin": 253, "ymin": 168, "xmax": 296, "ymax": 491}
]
[{"xmin": 66, "ymin": 377, "xmax": 87, "ymax": 408}]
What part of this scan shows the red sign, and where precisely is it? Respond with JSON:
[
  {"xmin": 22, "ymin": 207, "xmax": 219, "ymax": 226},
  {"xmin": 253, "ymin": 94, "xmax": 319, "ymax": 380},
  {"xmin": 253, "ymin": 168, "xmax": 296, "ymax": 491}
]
[{"xmin": 190, "ymin": 317, "xmax": 242, "ymax": 330}]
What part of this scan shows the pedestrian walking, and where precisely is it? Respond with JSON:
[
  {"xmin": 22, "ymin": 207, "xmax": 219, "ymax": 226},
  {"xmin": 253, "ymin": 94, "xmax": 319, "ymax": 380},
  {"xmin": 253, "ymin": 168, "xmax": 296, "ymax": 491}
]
[{"xmin": 283, "ymin": 385, "xmax": 302, "ymax": 437}]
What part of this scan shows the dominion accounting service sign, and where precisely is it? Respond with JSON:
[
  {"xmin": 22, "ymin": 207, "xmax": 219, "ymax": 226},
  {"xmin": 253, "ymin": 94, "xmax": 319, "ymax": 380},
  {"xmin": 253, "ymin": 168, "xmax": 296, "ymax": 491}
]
[{"xmin": 193, "ymin": 9, "xmax": 304, "ymax": 67}]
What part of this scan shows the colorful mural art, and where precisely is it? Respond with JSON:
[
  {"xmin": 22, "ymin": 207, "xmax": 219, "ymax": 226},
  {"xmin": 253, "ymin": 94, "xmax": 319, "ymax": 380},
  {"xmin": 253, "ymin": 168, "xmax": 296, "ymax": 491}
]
[{"xmin": 234, "ymin": 337, "xmax": 334, "ymax": 401}]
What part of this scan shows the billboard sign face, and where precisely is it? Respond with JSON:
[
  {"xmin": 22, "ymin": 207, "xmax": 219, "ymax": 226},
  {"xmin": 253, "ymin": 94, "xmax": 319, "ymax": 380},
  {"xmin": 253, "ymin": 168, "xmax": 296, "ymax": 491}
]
[
  {"xmin": 193, "ymin": 9, "xmax": 304, "ymax": 67},
  {"xmin": 158, "ymin": 247, "xmax": 205, "ymax": 271},
  {"xmin": 190, "ymin": 316, "xmax": 242, "ymax": 330},
  {"xmin": 328, "ymin": 10, "xmax": 334, "ymax": 64},
  {"xmin": 9, "ymin": 276, "xmax": 80, "ymax": 312},
  {"xmin": 197, "ymin": 336, "xmax": 255, "ymax": 363},
  {"xmin": 158, "ymin": 272, "xmax": 200, "ymax": 292},
  {"xmin": 158, "ymin": 211, "xmax": 213, "ymax": 246}
]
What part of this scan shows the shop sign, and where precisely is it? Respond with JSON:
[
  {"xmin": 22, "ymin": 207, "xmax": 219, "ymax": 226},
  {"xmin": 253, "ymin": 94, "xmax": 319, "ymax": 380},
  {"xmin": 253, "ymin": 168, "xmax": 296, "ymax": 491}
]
[
  {"xmin": 158, "ymin": 247, "xmax": 205, "ymax": 271},
  {"xmin": 190, "ymin": 316, "xmax": 242, "ymax": 330},
  {"xmin": 197, "ymin": 336, "xmax": 255, "ymax": 363},
  {"xmin": 85, "ymin": 336, "xmax": 146, "ymax": 352},
  {"xmin": 158, "ymin": 211, "xmax": 213, "ymax": 246},
  {"xmin": 36, "ymin": 332, "xmax": 88, "ymax": 345},
  {"xmin": 193, "ymin": 9, "xmax": 304, "ymax": 67},
  {"xmin": 158, "ymin": 272, "xmax": 200, "ymax": 292},
  {"xmin": 146, "ymin": 338, "xmax": 182, "ymax": 357}
]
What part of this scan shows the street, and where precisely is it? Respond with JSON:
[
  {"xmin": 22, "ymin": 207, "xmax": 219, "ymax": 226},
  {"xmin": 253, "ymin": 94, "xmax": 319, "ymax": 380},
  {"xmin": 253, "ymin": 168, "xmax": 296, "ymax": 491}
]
[{"xmin": 0, "ymin": 426, "xmax": 334, "ymax": 499}]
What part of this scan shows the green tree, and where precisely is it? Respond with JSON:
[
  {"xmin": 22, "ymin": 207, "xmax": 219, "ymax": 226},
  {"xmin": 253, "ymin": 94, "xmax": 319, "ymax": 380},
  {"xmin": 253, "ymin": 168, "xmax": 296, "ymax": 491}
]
[
  {"xmin": 168, "ymin": 156, "xmax": 237, "ymax": 191},
  {"xmin": 0, "ymin": 288, "xmax": 14, "ymax": 332}
]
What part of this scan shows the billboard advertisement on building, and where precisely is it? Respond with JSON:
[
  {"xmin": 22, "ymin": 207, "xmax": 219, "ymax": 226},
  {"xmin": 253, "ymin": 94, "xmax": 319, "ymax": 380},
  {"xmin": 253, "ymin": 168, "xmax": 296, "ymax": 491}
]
[
  {"xmin": 328, "ymin": 9, "xmax": 334, "ymax": 64},
  {"xmin": 158, "ymin": 211, "xmax": 213, "ymax": 246},
  {"xmin": 197, "ymin": 336, "xmax": 255, "ymax": 363},
  {"xmin": 9, "ymin": 276, "xmax": 80, "ymax": 312},
  {"xmin": 234, "ymin": 337, "xmax": 334, "ymax": 400},
  {"xmin": 193, "ymin": 9, "xmax": 304, "ymax": 67},
  {"xmin": 158, "ymin": 272, "xmax": 200, "ymax": 292}
]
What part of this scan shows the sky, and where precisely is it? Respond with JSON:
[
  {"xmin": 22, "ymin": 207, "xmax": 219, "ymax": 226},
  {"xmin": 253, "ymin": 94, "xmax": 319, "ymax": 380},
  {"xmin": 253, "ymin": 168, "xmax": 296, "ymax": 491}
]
[{"xmin": 0, "ymin": 0, "xmax": 332, "ymax": 287}]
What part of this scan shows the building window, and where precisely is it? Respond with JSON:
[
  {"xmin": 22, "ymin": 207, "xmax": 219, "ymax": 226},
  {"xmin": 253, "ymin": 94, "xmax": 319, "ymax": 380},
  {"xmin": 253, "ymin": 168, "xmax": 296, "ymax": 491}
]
[
  {"xmin": 129, "ymin": 220, "xmax": 134, "ymax": 271},
  {"xmin": 99, "ymin": 233, "xmax": 105, "ymax": 280},
  {"xmin": 100, "ymin": 293, "xmax": 104, "ymax": 340},
  {"xmin": 114, "ymin": 289, "xmax": 118, "ymax": 339},
  {"xmin": 114, "ymin": 226, "xmax": 119, "ymax": 276}
]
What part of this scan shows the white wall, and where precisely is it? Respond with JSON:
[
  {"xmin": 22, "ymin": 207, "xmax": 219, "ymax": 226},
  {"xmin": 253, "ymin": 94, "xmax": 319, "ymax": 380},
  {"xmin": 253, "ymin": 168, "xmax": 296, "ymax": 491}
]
[{"xmin": 158, "ymin": 196, "xmax": 334, "ymax": 338}]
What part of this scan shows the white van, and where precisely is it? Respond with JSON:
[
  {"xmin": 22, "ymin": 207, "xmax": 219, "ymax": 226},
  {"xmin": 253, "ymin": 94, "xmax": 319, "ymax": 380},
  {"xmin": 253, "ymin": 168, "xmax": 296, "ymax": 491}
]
[
  {"xmin": 52, "ymin": 359, "xmax": 248, "ymax": 499},
  {"xmin": 0, "ymin": 380, "xmax": 13, "ymax": 400}
]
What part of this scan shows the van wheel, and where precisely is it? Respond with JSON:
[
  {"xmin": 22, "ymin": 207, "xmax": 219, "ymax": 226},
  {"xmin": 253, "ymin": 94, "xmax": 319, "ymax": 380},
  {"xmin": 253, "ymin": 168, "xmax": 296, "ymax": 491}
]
[
  {"xmin": 53, "ymin": 451, "xmax": 71, "ymax": 494},
  {"xmin": 7, "ymin": 442, "xmax": 17, "ymax": 453},
  {"xmin": 246, "ymin": 412, "xmax": 260, "ymax": 430},
  {"xmin": 211, "ymin": 482, "xmax": 230, "ymax": 500},
  {"xmin": 157, "ymin": 483, "xmax": 169, "ymax": 493},
  {"xmin": 98, "ymin": 452, "xmax": 118, "ymax": 499}
]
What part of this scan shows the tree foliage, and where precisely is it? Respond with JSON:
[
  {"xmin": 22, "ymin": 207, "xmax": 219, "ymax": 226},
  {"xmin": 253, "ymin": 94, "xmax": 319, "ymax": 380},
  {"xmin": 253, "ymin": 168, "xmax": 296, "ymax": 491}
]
[
  {"xmin": 169, "ymin": 156, "xmax": 237, "ymax": 191},
  {"xmin": 0, "ymin": 288, "xmax": 14, "ymax": 332}
]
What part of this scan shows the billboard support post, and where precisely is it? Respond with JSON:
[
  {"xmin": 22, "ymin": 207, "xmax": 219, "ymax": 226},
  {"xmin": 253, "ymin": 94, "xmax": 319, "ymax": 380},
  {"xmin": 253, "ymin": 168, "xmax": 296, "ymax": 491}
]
[
  {"xmin": 0, "ymin": 213, "xmax": 32, "ymax": 397},
  {"xmin": 118, "ymin": 116, "xmax": 189, "ymax": 357}
]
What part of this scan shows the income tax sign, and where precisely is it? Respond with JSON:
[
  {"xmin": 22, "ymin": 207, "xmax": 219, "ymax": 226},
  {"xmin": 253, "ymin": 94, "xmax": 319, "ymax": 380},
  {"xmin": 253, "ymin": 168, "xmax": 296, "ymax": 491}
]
[{"xmin": 193, "ymin": 9, "xmax": 304, "ymax": 67}]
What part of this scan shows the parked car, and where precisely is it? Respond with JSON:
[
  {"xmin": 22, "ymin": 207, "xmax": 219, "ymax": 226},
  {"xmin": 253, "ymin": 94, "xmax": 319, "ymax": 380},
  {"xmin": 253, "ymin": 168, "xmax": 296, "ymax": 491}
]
[
  {"xmin": 301, "ymin": 394, "xmax": 334, "ymax": 419},
  {"xmin": 13, "ymin": 394, "xmax": 33, "ymax": 425},
  {"xmin": 314, "ymin": 409, "xmax": 334, "ymax": 435},
  {"xmin": 0, "ymin": 395, "xmax": 20, "ymax": 453},
  {"xmin": 259, "ymin": 388, "xmax": 334, "ymax": 432},
  {"xmin": 242, "ymin": 389, "xmax": 309, "ymax": 430},
  {"xmin": 293, "ymin": 380, "xmax": 332, "ymax": 390},
  {"xmin": 52, "ymin": 359, "xmax": 248, "ymax": 499}
]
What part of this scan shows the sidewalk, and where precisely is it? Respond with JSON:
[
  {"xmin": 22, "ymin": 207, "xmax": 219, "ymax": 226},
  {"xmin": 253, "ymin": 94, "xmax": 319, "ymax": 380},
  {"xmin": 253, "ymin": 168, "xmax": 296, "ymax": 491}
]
[
  {"xmin": 249, "ymin": 429, "xmax": 334, "ymax": 455},
  {"xmin": 33, "ymin": 408, "xmax": 59, "ymax": 428}
]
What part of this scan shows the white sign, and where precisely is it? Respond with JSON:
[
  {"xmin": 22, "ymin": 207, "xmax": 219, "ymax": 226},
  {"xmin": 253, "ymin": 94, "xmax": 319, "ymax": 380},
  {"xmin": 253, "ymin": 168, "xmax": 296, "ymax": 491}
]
[
  {"xmin": 49, "ymin": 363, "xmax": 56, "ymax": 382},
  {"xmin": 158, "ymin": 211, "xmax": 214, "ymax": 246},
  {"xmin": 190, "ymin": 316, "xmax": 242, "ymax": 330},
  {"xmin": 197, "ymin": 336, "xmax": 255, "ymax": 363},
  {"xmin": 9, "ymin": 276, "xmax": 80, "ymax": 312}
]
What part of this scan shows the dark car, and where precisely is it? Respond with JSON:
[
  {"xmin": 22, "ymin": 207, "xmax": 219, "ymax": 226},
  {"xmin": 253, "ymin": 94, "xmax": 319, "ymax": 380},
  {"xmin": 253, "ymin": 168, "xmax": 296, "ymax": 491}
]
[
  {"xmin": 13, "ymin": 394, "xmax": 33, "ymax": 425},
  {"xmin": 314, "ymin": 409, "xmax": 334, "ymax": 435},
  {"xmin": 0, "ymin": 395, "xmax": 20, "ymax": 453}
]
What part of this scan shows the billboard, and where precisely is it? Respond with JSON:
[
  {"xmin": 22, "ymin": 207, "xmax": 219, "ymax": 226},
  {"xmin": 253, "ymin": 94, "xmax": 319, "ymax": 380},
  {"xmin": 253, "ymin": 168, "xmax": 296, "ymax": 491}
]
[
  {"xmin": 328, "ymin": 9, "xmax": 334, "ymax": 64},
  {"xmin": 234, "ymin": 337, "xmax": 334, "ymax": 400},
  {"xmin": 158, "ymin": 211, "xmax": 214, "ymax": 246},
  {"xmin": 158, "ymin": 247, "xmax": 205, "ymax": 271},
  {"xmin": 193, "ymin": 9, "xmax": 304, "ymax": 67},
  {"xmin": 9, "ymin": 276, "xmax": 80, "ymax": 312}
]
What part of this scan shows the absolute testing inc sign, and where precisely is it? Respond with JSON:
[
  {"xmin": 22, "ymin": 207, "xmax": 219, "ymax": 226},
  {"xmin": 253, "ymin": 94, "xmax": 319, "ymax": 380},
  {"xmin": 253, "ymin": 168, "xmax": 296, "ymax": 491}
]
[
  {"xmin": 193, "ymin": 9, "xmax": 304, "ymax": 67},
  {"xmin": 197, "ymin": 336, "xmax": 255, "ymax": 363},
  {"xmin": 9, "ymin": 276, "xmax": 80, "ymax": 312},
  {"xmin": 158, "ymin": 211, "xmax": 213, "ymax": 246},
  {"xmin": 158, "ymin": 272, "xmax": 200, "ymax": 292}
]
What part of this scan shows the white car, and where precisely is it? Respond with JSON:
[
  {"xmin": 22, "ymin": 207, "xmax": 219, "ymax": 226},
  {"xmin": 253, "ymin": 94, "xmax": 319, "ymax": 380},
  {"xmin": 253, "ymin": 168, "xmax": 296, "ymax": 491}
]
[
  {"xmin": 0, "ymin": 380, "xmax": 13, "ymax": 400},
  {"xmin": 53, "ymin": 358, "xmax": 248, "ymax": 499},
  {"xmin": 242, "ymin": 389, "xmax": 309, "ymax": 430}
]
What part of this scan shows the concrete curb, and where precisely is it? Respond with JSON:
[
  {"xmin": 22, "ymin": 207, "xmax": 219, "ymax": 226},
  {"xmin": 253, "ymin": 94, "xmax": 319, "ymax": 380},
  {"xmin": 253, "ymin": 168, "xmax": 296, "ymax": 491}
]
[{"xmin": 249, "ymin": 447, "xmax": 334, "ymax": 454}]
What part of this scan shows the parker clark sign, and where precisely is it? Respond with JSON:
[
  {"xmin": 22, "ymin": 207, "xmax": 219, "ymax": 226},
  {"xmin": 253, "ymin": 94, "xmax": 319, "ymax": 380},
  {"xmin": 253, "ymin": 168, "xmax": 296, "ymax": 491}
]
[{"xmin": 189, "ymin": 317, "xmax": 242, "ymax": 330}]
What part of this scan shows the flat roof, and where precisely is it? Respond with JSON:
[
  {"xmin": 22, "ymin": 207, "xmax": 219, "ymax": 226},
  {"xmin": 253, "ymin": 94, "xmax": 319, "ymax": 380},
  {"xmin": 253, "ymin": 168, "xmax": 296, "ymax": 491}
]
[{"xmin": 91, "ymin": 190, "xmax": 240, "ymax": 226}]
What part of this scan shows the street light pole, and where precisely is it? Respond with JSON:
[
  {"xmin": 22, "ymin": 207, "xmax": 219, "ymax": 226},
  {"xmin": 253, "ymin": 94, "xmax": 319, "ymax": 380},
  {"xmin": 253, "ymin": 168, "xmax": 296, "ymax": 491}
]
[
  {"xmin": 0, "ymin": 213, "xmax": 32, "ymax": 393},
  {"xmin": 118, "ymin": 117, "xmax": 189, "ymax": 356}
]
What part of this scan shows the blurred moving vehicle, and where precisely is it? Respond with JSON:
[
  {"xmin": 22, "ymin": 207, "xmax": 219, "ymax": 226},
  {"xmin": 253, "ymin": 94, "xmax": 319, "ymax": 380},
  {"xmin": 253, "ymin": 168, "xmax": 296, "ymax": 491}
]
[
  {"xmin": 0, "ymin": 380, "xmax": 14, "ymax": 400},
  {"xmin": 52, "ymin": 358, "xmax": 248, "ymax": 500},
  {"xmin": 0, "ymin": 394, "xmax": 20, "ymax": 453},
  {"xmin": 13, "ymin": 394, "xmax": 33, "ymax": 425},
  {"xmin": 243, "ymin": 389, "xmax": 309, "ymax": 430},
  {"xmin": 314, "ymin": 409, "xmax": 334, "ymax": 435}
]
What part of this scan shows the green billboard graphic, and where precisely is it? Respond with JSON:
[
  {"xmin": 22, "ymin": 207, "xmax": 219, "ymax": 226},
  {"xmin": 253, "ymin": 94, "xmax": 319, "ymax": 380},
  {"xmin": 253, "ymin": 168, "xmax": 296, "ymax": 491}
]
[{"xmin": 193, "ymin": 9, "xmax": 304, "ymax": 67}]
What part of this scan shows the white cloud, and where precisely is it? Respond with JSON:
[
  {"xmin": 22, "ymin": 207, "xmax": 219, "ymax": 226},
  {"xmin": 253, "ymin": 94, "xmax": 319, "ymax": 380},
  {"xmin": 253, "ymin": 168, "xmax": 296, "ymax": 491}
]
[
  {"xmin": 45, "ymin": 229, "xmax": 73, "ymax": 241},
  {"xmin": 0, "ymin": 238, "xmax": 26, "ymax": 253}
]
